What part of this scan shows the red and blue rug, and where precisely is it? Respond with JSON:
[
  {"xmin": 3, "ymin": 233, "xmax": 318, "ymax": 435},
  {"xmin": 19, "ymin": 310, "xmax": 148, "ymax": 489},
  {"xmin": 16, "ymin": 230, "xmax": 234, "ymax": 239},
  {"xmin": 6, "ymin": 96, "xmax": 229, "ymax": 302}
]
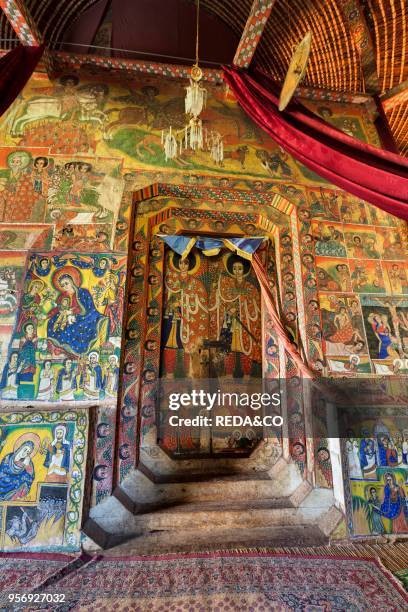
[{"xmin": 0, "ymin": 551, "xmax": 407, "ymax": 610}]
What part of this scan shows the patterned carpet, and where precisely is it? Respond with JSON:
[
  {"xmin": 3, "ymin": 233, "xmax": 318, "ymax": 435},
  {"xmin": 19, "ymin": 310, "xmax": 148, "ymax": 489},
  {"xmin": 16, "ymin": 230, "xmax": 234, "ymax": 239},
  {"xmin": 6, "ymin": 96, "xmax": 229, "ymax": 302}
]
[{"xmin": 0, "ymin": 551, "xmax": 407, "ymax": 611}]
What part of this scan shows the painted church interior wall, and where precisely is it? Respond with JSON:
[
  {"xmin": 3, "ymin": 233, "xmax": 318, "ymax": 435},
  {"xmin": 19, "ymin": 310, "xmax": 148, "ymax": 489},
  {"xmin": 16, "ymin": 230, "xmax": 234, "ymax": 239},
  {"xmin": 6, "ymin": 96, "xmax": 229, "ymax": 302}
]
[{"xmin": 0, "ymin": 66, "xmax": 406, "ymax": 551}]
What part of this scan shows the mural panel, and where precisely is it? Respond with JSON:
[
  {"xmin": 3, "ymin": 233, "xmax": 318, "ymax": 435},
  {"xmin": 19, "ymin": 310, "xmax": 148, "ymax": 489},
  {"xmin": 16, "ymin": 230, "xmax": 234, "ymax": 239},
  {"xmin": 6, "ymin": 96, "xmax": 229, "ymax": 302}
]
[
  {"xmin": 312, "ymin": 221, "xmax": 347, "ymax": 258},
  {"xmin": 361, "ymin": 296, "xmax": 408, "ymax": 373},
  {"xmin": 346, "ymin": 416, "xmax": 408, "ymax": 536},
  {"xmin": 319, "ymin": 293, "xmax": 368, "ymax": 358},
  {"xmin": 159, "ymin": 247, "xmax": 263, "ymax": 457},
  {"xmin": 0, "ymin": 252, "xmax": 126, "ymax": 402},
  {"xmin": 0, "ymin": 409, "xmax": 88, "ymax": 551},
  {"xmin": 0, "ymin": 148, "xmax": 124, "ymax": 226}
]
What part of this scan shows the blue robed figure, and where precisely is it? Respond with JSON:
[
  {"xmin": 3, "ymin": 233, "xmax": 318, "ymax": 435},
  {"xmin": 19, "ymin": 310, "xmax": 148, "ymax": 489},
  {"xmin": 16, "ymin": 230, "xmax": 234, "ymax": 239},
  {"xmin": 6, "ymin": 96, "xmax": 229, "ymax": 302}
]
[
  {"xmin": 47, "ymin": 271, "xmax": 105, "ymax": 355},
  {"xmin": 0, "ymin": 440, "xmax": 36, "ymax": 501},
  {"xmin": 378, "ymin": 473, "xmax": 408, "ymax": 532}
]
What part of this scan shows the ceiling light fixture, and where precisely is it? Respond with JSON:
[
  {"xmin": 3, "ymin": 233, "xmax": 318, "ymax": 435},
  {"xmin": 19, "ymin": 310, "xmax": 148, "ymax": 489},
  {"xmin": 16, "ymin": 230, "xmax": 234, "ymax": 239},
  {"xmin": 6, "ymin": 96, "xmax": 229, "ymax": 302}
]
[{"xmin": 162, "ymin": 0, "xmax": 224, "ymax": 164}]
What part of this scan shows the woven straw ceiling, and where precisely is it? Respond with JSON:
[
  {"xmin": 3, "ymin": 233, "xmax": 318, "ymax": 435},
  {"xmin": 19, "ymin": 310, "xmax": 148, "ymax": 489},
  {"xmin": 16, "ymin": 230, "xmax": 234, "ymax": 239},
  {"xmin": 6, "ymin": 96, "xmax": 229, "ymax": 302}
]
[{"xmin": 2, "ymin": 0, "xmax": 408, "ymax": 154}]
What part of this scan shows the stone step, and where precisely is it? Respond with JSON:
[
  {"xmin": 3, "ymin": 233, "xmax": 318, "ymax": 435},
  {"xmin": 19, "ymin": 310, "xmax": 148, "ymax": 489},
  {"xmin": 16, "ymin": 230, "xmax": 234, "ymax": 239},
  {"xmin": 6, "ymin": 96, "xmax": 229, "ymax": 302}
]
[
  {"xmin": 83, "ymin": 524, "xmax": 329, "ymax": 555},
  {"xmin": 89, "ymin": 494, "xmax": 334, "ymax": 538},
  {"xmin": 138, "ymin": 442, "xmax": 282, "ymax": 481},
  {"xmin": 118, "ymin": 461, "xmax": 305, "ymax": 508}
]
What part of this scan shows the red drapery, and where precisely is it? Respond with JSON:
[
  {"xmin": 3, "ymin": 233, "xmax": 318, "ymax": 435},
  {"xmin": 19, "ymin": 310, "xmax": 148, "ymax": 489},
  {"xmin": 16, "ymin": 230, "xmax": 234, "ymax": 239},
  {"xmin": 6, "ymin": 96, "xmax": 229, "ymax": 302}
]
[
  {"xmin": 223, "ymin": 66, "xmax": 408, "ymax": 221},
  {"xmin": 0, "ymin": 45, "xmax": 44, "ymax": 117},
  {"xmin": 252, "ymin": 253, "xmax": 314, "ymax": 378}
]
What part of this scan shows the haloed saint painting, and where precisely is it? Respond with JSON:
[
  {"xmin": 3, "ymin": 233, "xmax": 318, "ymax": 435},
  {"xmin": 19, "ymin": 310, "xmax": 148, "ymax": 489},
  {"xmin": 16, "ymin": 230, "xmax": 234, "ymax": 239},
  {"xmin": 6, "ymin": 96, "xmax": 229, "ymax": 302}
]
[
  {"xmin": 159, "ymin": 248, "xmax": 263, "ymax": 458},
  {"xmin": 0, "ymin": 411, "xmax": 88, "ymax": 552},
  {"xmin": 0, "ymin": 252, "xmax": 126, "ymax": 402}
]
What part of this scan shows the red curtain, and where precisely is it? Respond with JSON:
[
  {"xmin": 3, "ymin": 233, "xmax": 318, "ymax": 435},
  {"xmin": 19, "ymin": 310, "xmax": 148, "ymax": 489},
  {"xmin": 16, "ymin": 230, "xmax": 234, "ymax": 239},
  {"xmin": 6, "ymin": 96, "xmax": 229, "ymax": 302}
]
[
  {"xmin": 0, "ymin": 45, "xmax": 44, "ymax": 118},
  {"xmin": 223, "ymin": 66, "xmax": 408, "ymax": 221},
  {"xmin": 252, "ymin": 253, "xmax": 315, "ymax": 378}
]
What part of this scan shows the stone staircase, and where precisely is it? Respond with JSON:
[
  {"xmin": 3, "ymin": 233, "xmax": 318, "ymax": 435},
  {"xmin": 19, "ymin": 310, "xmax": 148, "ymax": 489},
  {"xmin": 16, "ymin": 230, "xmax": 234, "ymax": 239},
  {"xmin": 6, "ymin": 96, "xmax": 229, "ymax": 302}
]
[{"xmin": 82, "ymin": 458, "xmax": 343, "ymax": 554}]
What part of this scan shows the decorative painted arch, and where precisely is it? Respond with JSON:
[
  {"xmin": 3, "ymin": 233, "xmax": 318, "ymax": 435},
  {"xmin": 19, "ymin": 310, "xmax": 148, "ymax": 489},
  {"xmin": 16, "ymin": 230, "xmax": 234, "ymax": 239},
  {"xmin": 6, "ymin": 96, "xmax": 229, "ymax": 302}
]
[{"xmin": 114, "ymin": 183, "xmax": 314, "ymax": 488}]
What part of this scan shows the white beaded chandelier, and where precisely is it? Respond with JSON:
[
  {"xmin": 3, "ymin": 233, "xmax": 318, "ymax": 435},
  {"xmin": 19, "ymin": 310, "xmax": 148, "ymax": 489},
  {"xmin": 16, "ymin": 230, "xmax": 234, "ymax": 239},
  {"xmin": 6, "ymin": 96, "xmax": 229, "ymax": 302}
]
[{"xmin": 162, "ymin": 0, "xmax": 224, "ymax": 164}]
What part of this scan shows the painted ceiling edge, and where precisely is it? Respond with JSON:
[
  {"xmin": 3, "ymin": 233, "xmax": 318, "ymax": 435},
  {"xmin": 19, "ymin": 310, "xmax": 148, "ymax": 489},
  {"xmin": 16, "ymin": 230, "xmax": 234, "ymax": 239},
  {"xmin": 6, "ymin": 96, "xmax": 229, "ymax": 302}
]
[{"xmin": 16, "ymin": 0, "xmax": 408, "ymax": 93}]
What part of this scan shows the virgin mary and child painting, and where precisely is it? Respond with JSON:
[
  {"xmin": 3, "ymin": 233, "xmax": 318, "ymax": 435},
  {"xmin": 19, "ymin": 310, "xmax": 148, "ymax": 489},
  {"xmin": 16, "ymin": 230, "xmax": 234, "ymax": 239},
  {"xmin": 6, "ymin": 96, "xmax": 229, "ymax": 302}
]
[
  {"xmin": 1, "ymin": 253, "xmax": 125, "ymax": 401},
  {"xmin": 0, "ymin": 426, "xmax": 72, "ymax": 502}
]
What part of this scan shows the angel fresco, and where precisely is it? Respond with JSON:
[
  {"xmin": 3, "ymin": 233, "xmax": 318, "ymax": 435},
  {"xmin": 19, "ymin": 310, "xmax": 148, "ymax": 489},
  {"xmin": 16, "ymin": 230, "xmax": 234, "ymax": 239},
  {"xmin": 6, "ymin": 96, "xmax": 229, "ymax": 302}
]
[
  {"xmin": 212, "ymin": 254, "xmax": 262, "ymax": 378},
  {"xmin": 92, "ymin": 271, "xmax": 124, "ymax": 337},
  {"xmin": 161, "ymin": 251, "xmax": 208, "ymax": 378},
  {"xmin": 0, "ymin": 433, "xmax": 40, "ymax": 501}
]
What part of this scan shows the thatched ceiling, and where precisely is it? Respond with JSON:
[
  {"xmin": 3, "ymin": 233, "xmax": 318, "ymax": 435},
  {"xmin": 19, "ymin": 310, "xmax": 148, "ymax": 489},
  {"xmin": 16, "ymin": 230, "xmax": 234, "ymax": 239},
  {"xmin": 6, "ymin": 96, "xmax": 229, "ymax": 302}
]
[{"xmin": 1, "ymin": 0, "xmax": 407, "ymax": 154}]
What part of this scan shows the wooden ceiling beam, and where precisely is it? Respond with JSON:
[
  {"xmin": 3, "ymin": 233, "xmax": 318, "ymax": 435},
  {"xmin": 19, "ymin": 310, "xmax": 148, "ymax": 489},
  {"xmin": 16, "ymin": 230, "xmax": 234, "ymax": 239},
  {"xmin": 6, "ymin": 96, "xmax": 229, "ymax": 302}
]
[
  {"xmin": 0, "ymin": 0, "xmax": 41, "ymax": 45},
  {"xmin": 337, "ymin": 0, "xmax": 380, "ymax": 93},
  {"xmin": 233, "ymin": 0, "xmax": 276, "ymax": 68}
]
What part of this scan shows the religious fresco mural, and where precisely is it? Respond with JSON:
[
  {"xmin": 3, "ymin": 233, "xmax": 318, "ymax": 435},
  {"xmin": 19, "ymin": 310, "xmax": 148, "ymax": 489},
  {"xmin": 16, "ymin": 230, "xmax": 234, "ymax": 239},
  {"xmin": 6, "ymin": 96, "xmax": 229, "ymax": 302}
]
[
  {"xmin": 316, "ymin": 257, "xmax": 352, "ymax": 293},
  {"xmin": 0, "ymin": 252, "xmax": 25, "ymax": 326},
  {"xmin": 345, "ymin": 415, "xmax": 408, "ymax": 536},
  {"xmin": 159, "ymin": 248, "xmax": 263, "ymax": 457},
  {"xmin": 0, "ymin": 63, "xmax": 404, "ymax": 541},
  {"xmin": 300, "ymin": 98, "xmax": 381, "ymax": 147},
  {"xmin": 0, "ymin": 252, "xmax": 126, "ymax": 402},
  {"xmin": 0, "ymin": 148, "xmax": 124, "ymax": 230},
  {"xmin": 349, "ymin": 260, "xmax": 386, "ymax": 294},
  {"xmin": 0, "ymin": 225, "xmax": 53, "ymax": 250},
  {"xmin": 312, "ymin": 221, "xmax": 347, "ymax": 258},
  {"xmin": 361, "ymin": 297, "xmax": 408, "ymax": 374},
  {"xmin": 0, "ymin": 72, "xmax": 380, "ymax": 186},
  {"xmin": 0, "ymin": 410, "xmax": 88, "ymax": 551}
]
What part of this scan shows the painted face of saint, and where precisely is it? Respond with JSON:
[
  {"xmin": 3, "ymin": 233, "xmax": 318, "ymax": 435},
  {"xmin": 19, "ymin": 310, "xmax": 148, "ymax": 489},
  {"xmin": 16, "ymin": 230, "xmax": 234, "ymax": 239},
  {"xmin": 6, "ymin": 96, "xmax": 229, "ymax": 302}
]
[
  {"xmin": 25, "ymin": 324, "xmax": 35, "ymax": 338},
  {"xmin": 10, "ymin": 156, "xmax": 23, "ymax": 169},
  {"xmin": 55, "ymin": 426, "xmax": 66, "ymax": 441},
  {"xmin": 60, "ymin": 276, "xmax": 75, "ymax": 292},
  {"xmin": 232, "ymin": 262, "xmax": 244, "ymax": 279},
  {"xmin": 15, "ymin": 442, "xmax": 33, "ymax": 461},
  {"xmin": 179, "ymin": 259, "xmax": 189, "ymax": 272},
  {"xmin": 31, "ymin": 281, "xmax": 42, "ymax": 294}
]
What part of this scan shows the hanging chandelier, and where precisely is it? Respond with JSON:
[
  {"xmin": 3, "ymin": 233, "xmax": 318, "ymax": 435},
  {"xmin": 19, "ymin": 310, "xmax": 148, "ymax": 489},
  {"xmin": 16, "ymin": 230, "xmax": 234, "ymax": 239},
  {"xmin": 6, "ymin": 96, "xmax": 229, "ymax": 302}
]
[{"xmin": 162, "ymin": 0, "xmax": 224, "ymax": 164}]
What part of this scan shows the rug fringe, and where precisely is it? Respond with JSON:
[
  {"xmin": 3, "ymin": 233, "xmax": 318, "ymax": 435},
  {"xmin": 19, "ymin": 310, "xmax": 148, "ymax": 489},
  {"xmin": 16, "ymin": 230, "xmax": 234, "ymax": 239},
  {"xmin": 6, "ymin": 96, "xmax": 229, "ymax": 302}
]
[{"xmin": 96, "ymin": 542, "xmax": 408, "ymax": 574}]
